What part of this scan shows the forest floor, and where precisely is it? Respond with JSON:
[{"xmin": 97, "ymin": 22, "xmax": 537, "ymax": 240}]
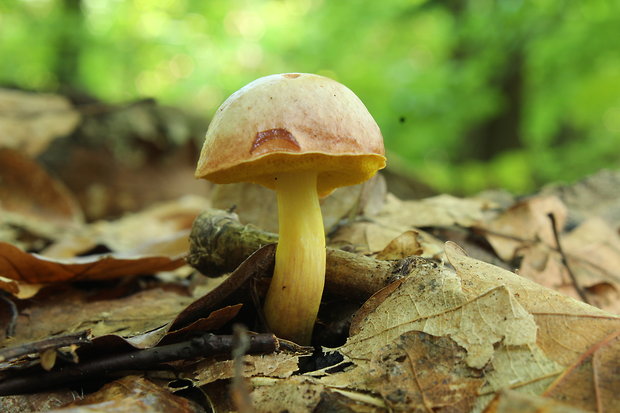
[{"xmin": 0, "ymin": 88, "xmax": 619, "ymax": 412}]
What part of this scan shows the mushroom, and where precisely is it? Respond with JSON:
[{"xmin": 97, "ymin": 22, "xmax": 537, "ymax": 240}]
[{"xmin": 195, "ymin": 73, "xmax": 385, "ymax": 344}]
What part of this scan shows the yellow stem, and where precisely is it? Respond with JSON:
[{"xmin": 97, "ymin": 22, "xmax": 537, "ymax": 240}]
[{"xmin": 263, "ymin": 170, "xmax": 326, "ymax": 344}]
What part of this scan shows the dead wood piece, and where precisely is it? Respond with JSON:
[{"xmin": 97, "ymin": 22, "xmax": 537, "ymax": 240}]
[
  {"xmin": 0, "ymin": 332, "xmax": 278, "ymax": 396},
  {"xmin": 0, "ymin": 331, "xmax": 91, "ymax": 363},
  {"xmin": 188, "ymin": 209, "xmax": 438, "ymax": 299}
]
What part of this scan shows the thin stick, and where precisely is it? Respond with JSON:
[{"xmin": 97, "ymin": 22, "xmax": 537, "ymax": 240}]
[
  {"xmin": 0, "ymin": 332, "xmax": 278, "ymax": 396},
  {"xmin": 547, "ymin": 213, "xmax": 590, "ymax": 304},
  {"xmin": 0, "ymin": 331, "xmax": 91, "ymax": 362}
]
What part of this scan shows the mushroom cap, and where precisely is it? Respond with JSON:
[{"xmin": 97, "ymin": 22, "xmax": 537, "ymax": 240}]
[{"xmin": 195, "ymin": 73, "xmax": 386, "ymax": 197}]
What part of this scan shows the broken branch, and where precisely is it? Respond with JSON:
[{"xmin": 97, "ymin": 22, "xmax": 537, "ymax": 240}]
[
  {"xmin": 188, "ymin": 209, "xmax": 438, "ymax": 299},
  {"xmin": 0, "ymin": 332, "xmax": 278, "ymax": 396}
]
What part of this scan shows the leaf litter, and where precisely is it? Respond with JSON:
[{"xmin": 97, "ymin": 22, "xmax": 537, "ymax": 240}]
[{"xmin": 1, "ymin": 91, "xmax": 619, "ymax": 412}]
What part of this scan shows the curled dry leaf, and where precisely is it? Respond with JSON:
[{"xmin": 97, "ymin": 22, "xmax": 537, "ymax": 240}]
[
  {"xmin": 331, "ymin": 222, "xmax": 444, "ymax": 260},
  {"xmin": 0, "ymin": 89, "xmax": 80, "ymax": 157},
  {"xmin": 0, "ymin": 241, "xmax": 184, "ymax": 297}
]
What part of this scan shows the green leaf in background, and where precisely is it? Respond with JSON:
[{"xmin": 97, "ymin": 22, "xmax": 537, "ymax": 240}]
[{"xmin": 1, "ymin": 0, "xmax": 619, "ymax": 195}]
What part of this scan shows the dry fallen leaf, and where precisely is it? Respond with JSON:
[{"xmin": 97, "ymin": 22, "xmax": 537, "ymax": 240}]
[
  {"xmin": 543, "ymin": 328, "xmax": 620, "ymax": 412},
  {"xmin": 42, "ymin": 195, "xmax": 208, "ymax": 259},
  {"xmin": 366, "ymin": 331, "xmax": 483, "ymax": 412},
  {"xmin": 313, "ymin": 241, "xmax": 620, "ymax": 411},
  {"xmin": 0, "ymin": 389, "xmax": 80, "ymax": 412},
  {"xmin": 541, "ymin": 169, "xmax": 620, "ymax": 227},
  {"xmin": 5, "ymin": 287, "xmax": 195, "ymax": 347},
  {"xmin": 331, "ymin": 222, "xmax": 444, "ymax": 260},
  {"xmin": 0, "ymin": 241, "xmax": 184, "ymax": 298},
  {"xmin": 48, "ymin": 375, "xmax": 202, "ymax": 412},
  {"xmin": 249, "ymin": 376, "xmax": 387, "ymax": 413},
  {"xmin": 0, "ymin": 148, "xmax": 83, "ymax": 249},
  {"xmin": 484, "ymin": 389, "xmax": 589, "ymax": 413},
  {"xmin": 0, "ymin": 89, "xmax": 80, "ymax": 157},
  {"xmin": 481, "ymin": 195, "xmax": 567, "ymax": 262},
  {"xmin": 187, "ymin": 352, "xmax": 303, "ymax": 388},
  {"xmin": 479, "ymin": 195, "xmax": 620, "ymax": 312},
  {"xmin": 375, "ymin": 193, "xmax": 492, "ymax": 230}
]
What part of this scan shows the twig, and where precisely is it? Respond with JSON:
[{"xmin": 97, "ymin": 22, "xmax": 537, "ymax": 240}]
[
  {"xmin": 547, "ymin": 213, "xmax": 590, "ymax": 304},
  {"xmin": 0, "ymin": 332, "xmax": 278, "ymax": 396},
  {"xmin": 0, "ymin": 291, "xmax": 19, "ymax": 338},
  {"xmin": 0, "ymin": 331, "xmax": 91, "ymax": 362}
]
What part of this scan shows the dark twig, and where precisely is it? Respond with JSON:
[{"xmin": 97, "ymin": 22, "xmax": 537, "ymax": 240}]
[
  {"xmin": 0, "ymin": 331, "xmax": 91, "ymax": 362},
  {"xmin": 0, "ymin": 291, "xmax": 19, "ymax": 338},
  {"xmin": 0, "ymin": 332, "xmax": 278, "ymax": 396},
  {"xmin": 547, "ymin": 213, "xmax": 590, "ymax": 304}
]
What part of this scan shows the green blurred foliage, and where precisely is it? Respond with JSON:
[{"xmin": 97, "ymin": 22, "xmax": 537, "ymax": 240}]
[{"xmin": 1, "ymin": 0, "xmax": 619, "ymax": 195}]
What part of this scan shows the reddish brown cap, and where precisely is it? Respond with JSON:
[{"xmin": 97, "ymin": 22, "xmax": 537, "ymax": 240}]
[{"xmin": 195, "ymin": 73, "xmax": 386, "ymax": 197}]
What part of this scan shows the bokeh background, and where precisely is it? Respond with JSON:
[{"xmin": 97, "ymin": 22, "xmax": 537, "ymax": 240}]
[{"xmin": 2, "ymin": 0, "xmax": 619, "ymax": 195}]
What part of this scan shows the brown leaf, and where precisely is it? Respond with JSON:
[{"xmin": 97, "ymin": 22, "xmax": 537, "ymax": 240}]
[
  {"xmin": 482, "ymin": 196, "xmax": 620, "ymax": 312},
  {"xmin": 543, "ymin": 329, "xmax": 620, "ymax": 412},
  {"xmin": 367, "ymin": 331, "xmax": 483, "ymax": 412},
  {"xmin": 0, "ymin": 89, "xmax": 80, "ymax": 156},
  {"xmin": 170, "ymin": 244, "xmax": 275, "ymax": 331},
  {"xmin": 444, "ymin": 242, "xmax": 620, "ymax": 369},
  {"xmin": 249, "ymin": 376, "xmax": 387, "ymax": 413},
  {"xmin": 0, "ymin": 241, "xmax": 184, "ymax": 285},
  {"xmin": 0, "ymin": 390, "xmax": 80, "ymax": 413},
  {"xmin": 541, "ymin": 169, "xmax": 620, "ymax": 227},
  {"xmin": 5, "ymin": 287, "xmax": 195, "ymax": 347},
  {"xmin": 330, "ymin": 221, "xmax": 403, "ymax": 253},
  {"xmin": 159, "ymin": 304, "xmax": 243, "ymax": 346},
  {"xmin": 189, "ymin": 352, "xmax": 304, "ymax": 387},
  {"xmin": 326, "ymin": 242, "xmax": 620, "ymax": 411},
  {"xmin": 0, "ymin": 148, "xmax": 83, "ymax": 247},
  {"xmin": 375, "ymin": 230, "xmax": 424, "ymax": 260},
  {"xmin": 375, "ymin": 193, "xmax": 491, "ymax": 229},
  {"xmin": 331, "ymin": 222, "xmax": 444, "ymax": 259},
  {"xmin": 341, "ymin": 252, "xmax": 539, "ymax": 370},
  {"xmin": 49, "ymin": 376, "xmax": 202, "ymax": 412},
  {"xmin": 484, "ymin": 389, "xmax": 589, "ymax": 413},
  {"xmin": 42, "ymin": 195, "xmax": 207, "ymax": 259},
  {"xmin": 481, "ymin": 195, "xmax": 567, "ymax": 261}
]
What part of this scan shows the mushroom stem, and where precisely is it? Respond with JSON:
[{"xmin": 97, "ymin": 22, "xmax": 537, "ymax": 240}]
[{"xmin": 263, "ymin": 170, "xmax": 326, "ymax": 344}]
